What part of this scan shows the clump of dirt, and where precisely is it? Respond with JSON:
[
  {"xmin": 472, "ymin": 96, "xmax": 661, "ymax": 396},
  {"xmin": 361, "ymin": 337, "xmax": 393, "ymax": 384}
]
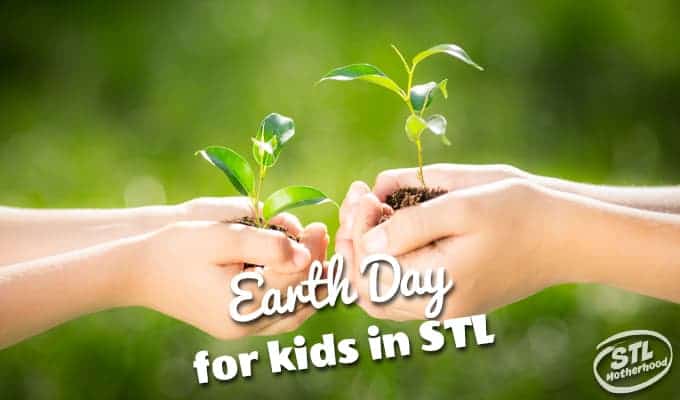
[
  {"xmin": 231, "ymin": 216, "xmax": 299, "ymax": 269},
  {"xmin": 379, "ymin": 186, "xmax": 447, "ymax": 223}
]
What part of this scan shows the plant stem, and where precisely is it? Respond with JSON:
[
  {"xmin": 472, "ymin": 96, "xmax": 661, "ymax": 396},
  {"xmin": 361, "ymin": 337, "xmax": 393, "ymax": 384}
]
[
  {"xmin": 404, "ymin": 59, "xmax": 425, "ymax": 187},
  {"xmin": 406, "ymin": 65, "xmax": 425, "ymax": 188},
  {"xmin": 405, "ymin": 66, "xmax": 415, "ymax": 113},
  {"xmin": 415, "ymin": 138, "xmax": 426, "ymax": 187},
  {"xmin": 253, "ymin": 164, "xmax": 267, "ymax": 226}
]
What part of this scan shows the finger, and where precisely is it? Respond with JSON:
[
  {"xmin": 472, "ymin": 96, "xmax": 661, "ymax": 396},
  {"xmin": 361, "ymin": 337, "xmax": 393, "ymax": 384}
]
[
  {"xmin": 256, "ymin": 303, "xmax": 317, "ymax": 336},
  {"xmin": 352, "ymin": 193, "xmax": 384, "ymax": 240},
  {"xmin": 269, "ymin": 212, "xmax": 304, "ymax": 238},
  {"xmin": 348, "ymin": 193, "xmax": 384, "ymax": 284},
  {"xmin": 230, "ymin": 267, "xmax": 306, "ymax": 319},
  {"xmin": 335, "ymin": 237, "xmax": 356, "ymax": 281},
  {"xmin": 184, "ymin": 196, "xmax": 255, "ymax": 221},
  {"xmin": 359, "ymin": 192, "xmax": 468, "ymax": 255},
  {"xmin": 373, "ymin": 167, "xmax": 453, "ymax": 201},
  {"xmin": 199, "ymin": 222, "xmax": 311, "ymax": 270},
  {"xmin": 261, "ymin": 268, "xmax": 308, "ymax": 292},
  {"xmin": 358, "ymin": 239, "xmax": 459, "ymax": 321},
  {"xmin": 300, "ymin": 222, "xmax": 329, "ymax": 263},
  {"xmin": 337, "ymin": 181, "xmax": 371, "ymax": 239}
]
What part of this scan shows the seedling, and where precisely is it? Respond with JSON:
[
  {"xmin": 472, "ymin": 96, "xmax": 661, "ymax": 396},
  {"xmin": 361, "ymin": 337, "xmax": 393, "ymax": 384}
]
[
  {"xmin": 319, "ymin": 44, "xmax": 483, "ymax": 209},
  {"xmin": 197, "ymin": 113, "xmax": 333, "ymax": 230}
]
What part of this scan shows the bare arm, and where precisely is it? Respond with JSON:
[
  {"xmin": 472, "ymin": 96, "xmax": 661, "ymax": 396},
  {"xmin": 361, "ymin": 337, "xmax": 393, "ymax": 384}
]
[
  {"xmin": 0, "ymin": 197, "xmax": 252, "ymax": 265},
  {"xmin": 532, "ymin": 176, "xmax": 680, "ymax": 214},
  {"xmin": 0, "ymin": 206, "xmax": 175, "ymax": 265},
  {"xmin": 0, "ymin": 236, "xmax": 139, "ymax": 347}
]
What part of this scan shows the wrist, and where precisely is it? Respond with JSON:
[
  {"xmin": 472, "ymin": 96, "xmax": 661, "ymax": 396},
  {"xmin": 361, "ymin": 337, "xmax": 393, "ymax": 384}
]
[
  {"xmin": 129, "ymin": 204, "xmax": 183, "ymax": 231},
  {"xmin": 106, "ymin": 233, "xmax": 155, "ymax": 308},
  {"xmin": 532, "ymin": 187, "xmax": 597, "ymax": 286}
]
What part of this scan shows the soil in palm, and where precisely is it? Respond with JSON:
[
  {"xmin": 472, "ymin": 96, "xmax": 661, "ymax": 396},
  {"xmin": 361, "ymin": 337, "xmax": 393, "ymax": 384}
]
[{"xmin": 379, "ymin": 186, "xmax": 447, "ymax": 223}]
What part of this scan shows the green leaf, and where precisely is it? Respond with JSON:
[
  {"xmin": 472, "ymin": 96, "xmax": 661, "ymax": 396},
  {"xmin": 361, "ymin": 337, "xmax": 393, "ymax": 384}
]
[
  {"xmin": 254, "ymin": 113, "xmax": 295, "ymax": 167},
  {"xmin": 438, "ymin": 79, "xmax": 448, "ymax": 99},
  {"xmin": 251, "ymin": 137, "xmax": 274, "ymax": 155},
  {"xmin": 318, "ymin": 64, "xmax": 406, "ymax": 99},
  {"xmin": 409, "ymin": 80, "xmax": 448, "ymax": 112},
  {"xmin": 410, "ymin": 82, "xmax": 436, "ymax": 112},
  {"xmin": 425, "ymin": 114, "xmax": 450, "ymax": 145},
  {"xmin": 197, "ymin": 146, "xmax": 255, "ymax": 196},
  {"xmin": 405, "ymin": 114, "xmax": 427, "ymax": 143},
  {"xmin": 251, "ymin": 136, "xmax": 277, "ymax": 166},
  {"xmin": 412, "ymin": 44, "xmax": 484, "ymax": 71},
  {"xmin": 263, "ymin": 185, "xmax": 331, "ymax": 220}
]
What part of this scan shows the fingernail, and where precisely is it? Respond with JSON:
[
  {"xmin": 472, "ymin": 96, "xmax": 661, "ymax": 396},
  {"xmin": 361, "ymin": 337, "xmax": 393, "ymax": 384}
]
[
  {"xmin": 293, "ymin": 246, "xmax": 311, "ymax": 268},
  {"xmin": 362, "ymin": 227, "xmax": 388, "ymax": 253}
]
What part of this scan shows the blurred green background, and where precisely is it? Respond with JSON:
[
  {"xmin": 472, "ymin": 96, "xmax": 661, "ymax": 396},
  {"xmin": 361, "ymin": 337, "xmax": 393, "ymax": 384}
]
[{"xmin": 1, "ymin": 1, "xmax": 679, "ymax": 398}]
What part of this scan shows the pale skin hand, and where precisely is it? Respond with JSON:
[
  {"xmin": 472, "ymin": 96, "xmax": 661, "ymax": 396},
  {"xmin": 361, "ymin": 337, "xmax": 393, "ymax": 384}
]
[
  {"xmin": 0, "ymin": 210, "xmax": 328, "ymax": 349},
  {"xmin": 372, "ymin": 163, "xmax": 680, "ymax": 214},
  {"xmin": 0, "ymin": 197, "xmax": 257, "ymax": 265},
  {"xmin": 337, "ymin": 173, "xmax": 680, "ymax": 321}
]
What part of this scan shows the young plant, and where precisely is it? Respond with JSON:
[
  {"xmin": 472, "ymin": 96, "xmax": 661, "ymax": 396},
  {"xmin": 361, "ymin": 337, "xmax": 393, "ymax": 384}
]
[
  {"xmin": 318, "ymin": 43, "xmax": 483, "ymax": 189},
  {"xmin": 197, "ymin": 113, "xmax": 332, "ymax": 229}
]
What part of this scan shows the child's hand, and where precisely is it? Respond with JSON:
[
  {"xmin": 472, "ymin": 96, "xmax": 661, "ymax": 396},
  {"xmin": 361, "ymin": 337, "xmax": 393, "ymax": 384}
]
[
  {"xmin": 335, "ymin": 165, "xmax": 524, "ymax": 278},
  {"xmin": 131, "ymin": 217, "xmax": 328, "ymax": 339},
  {"xmin": 347, "ymin": 179, "xmax": 561, "ymax": 320}
]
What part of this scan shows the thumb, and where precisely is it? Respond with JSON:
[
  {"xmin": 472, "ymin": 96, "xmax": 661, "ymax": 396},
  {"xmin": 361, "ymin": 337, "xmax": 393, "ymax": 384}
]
[
  {"xmin": 348, "ymin": 193, "xmax": 385, "ymax": 282},
  {"xmin": 300, "ymin": 222, "xmax": 329, "ymax": 263},
  {"xmin": 360, "ymin": 192, "xmax": 467, "ymax": 256}
]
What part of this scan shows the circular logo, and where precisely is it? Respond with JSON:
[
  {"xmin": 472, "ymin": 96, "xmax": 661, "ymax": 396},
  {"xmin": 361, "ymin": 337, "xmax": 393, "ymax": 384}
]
[{"xmin": 593, "ymin": 330, "xmax": 672, "ymax": 394}]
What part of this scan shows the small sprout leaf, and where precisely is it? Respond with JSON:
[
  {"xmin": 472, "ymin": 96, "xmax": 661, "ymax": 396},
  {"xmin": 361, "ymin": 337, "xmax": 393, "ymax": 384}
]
[
  {"xmin": 263, "ymin": 185, "xmax": 331, "ymax": 220},
  {"xmin": 425, "ymin": 114, "xmax": 450, "ymax": 146},
  {"xmin": 410, "ymin": 82, "xmax": 436, "ymax": 112},
  {"xmin": 412, "ymin": 44, "xmax": 484, "ymax": 71},
  {"xmin": 251, "ymin": 137, "xmax": 274, "ymax": 155},
  {"xmin": 260, "ymin": 113, "xmax": 295, "ymax": 145},
  {"xmin": 197, "ymin": 146, "xmax": 255, "ymax": 196},
  {"xmin": 256, "ymin": 113, "xmax": 294, "ymax": 166},
  {"xmin": 318, "ymin": 64, "xmax": 406, "ymax": 99},
  {"xmin": 410, "ymin": 81, "xmax": 447, "ymax": 112},
  {"xmin": 438, "ymin": 79, "xmax": 448, "ymax": 99},
  {"xmin": 251, "ymin": 137, "xmax": 277, "ymax": 166},
  {"xmin": 405, "ymin": 114, "xmax": 428, "ymax": 142}
]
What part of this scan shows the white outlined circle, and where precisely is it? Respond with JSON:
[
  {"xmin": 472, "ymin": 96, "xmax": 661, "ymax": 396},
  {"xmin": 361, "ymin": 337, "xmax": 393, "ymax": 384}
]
[{"xmin": 593, "ymin": 330, "xmax": 672, "ymax": 394}]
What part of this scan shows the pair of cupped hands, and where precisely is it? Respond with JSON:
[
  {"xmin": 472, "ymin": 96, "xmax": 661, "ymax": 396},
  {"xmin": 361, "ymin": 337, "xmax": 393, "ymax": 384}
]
[{"xmin": 139, "ymin": 163, "xmax": 578, "ymax": 340}]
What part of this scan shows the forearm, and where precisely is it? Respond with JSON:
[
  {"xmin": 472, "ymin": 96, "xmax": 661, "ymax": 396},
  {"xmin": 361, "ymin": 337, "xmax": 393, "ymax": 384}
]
[
  {"xmin": 532, "ymin": 175, "xmax": 680, "ymax": 213},
  {"xmin": 549, "ymin": 191, "xmax": 680, "ymax": 302},
  {"xmin": 0, "ymin": 205, "xmax": 179, "ymax": 265},
  {"xmin": 0, "ymin": 236, "xmax": 143, "ymax": 348}
]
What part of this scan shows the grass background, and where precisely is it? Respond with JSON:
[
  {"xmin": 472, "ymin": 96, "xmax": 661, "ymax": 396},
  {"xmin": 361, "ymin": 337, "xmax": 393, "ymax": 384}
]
[{"xmin": 1, "ymin": 1, "xmax": 679, "ymax": 398}]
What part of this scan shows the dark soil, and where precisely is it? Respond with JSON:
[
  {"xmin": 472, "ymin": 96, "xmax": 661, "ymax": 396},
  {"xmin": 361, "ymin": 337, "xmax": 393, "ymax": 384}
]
[
  {"xmin": 379, "ymin": 186, "xmax": 447, "ymax": 223},
  {"xmin": 231, "ymin": 216, "xmax": 299, "ymax": 269}
]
